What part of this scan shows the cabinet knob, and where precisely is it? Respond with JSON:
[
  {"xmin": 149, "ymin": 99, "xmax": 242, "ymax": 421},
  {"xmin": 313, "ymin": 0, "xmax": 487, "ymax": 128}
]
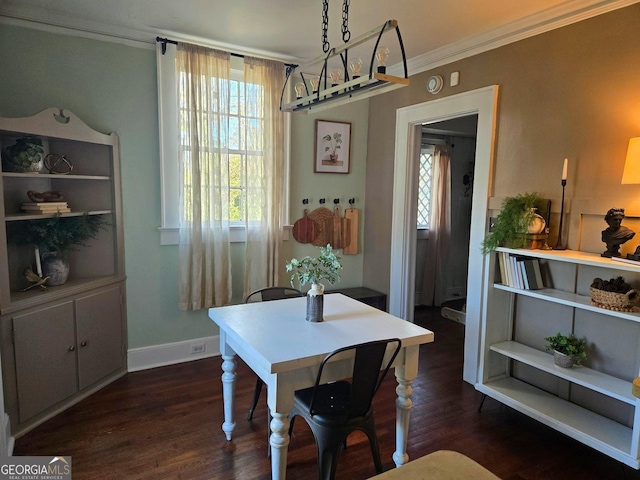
[
  {"xmin": 68, "ymin": 346, "xmax": 75, "ymax": 352},
  {"xmin": 80, "ymin": 341, "xmax": 87, "ymax": 347}
]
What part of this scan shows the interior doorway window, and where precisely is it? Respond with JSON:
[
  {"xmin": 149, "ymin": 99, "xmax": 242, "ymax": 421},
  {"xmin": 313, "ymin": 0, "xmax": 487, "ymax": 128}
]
[{"xmin": 417, "ymin": 146, "xmax": 434, "ymax": 230}]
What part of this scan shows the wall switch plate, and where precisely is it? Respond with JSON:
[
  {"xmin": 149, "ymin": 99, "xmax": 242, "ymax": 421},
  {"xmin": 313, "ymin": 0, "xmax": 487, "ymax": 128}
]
[{"xmin": 450, "ymin": 71, "xmax": 460, "ymax": 87}]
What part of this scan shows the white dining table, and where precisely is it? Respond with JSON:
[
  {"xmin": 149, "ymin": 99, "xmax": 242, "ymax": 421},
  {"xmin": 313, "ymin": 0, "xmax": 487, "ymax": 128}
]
[{"xmin": 208, "ymin": 293, "xmax": 434, "ymax": 480}]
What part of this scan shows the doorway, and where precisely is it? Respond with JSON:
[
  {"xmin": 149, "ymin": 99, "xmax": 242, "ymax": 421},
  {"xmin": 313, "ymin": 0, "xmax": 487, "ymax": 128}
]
[
  {"xmin": 415, "ymin": 116, "xmax": 478, "ymax": 317},
  {"xmin": 389, "ymin": 86, "xmax": 499, "ymax": 384}
]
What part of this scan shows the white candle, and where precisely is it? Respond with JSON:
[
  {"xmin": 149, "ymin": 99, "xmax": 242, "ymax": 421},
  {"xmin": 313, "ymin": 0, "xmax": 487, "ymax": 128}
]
[
  {"xmin": 34, "ymin": 246, "xmax": 42, "ymax": 277},
  {"xmin": 562, "ymin": 158, "xmax": 568, "ymax": 181}
]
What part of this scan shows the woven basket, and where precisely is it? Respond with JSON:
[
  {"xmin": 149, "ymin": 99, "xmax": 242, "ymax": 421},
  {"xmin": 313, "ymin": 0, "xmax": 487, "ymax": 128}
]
[{"xmin": 590, "ymin": 287, "xmax": 639, "ymax": 312}]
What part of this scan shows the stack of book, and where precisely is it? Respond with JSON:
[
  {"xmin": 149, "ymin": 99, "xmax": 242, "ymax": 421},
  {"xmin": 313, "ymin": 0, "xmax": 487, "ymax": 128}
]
[
  {"xmin": 497, "ymin": 251, "xmax": 544, "ymax": 290},
  {"xmin": 21, "ymin": 202, "xmax": 71, "ymax": 214}
]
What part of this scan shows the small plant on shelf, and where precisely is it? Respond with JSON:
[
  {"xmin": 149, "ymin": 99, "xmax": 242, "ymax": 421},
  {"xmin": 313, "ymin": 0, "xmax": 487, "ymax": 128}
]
[
  {"xmin": 544, "ymin": 332, "xmax": 587, "ymax": 367},
  {"xmin": 2, "ymin": 135, "xmax": 45, "ymax": 173},
  {"xmin": 481, "ymin": 192, "xmax": 548, "ymax": 254}
]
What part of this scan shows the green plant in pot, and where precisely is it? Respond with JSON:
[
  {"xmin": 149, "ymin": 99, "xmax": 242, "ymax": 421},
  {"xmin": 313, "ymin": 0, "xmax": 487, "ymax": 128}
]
[
  {"xmin": 286, "ymin": 244, "xmax": 342, "ymax": 322},
  {"xmin": 544, "ymin": 332, "xmax": 587, "ymax": 368},
  {"xmin": 481, "ymin": 192, "xmax": 548, "ymax": 254},
  {"xmin": 9, "ymin": 213, "xmax": 108, "ymax": 286},
  {"xmin": 2, "ymin": 136, "xmax": 45, "ymax": 173}
]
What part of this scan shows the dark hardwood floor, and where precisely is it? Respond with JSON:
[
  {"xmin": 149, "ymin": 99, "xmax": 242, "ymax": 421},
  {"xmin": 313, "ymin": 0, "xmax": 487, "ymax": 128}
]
[{"xmin": 14, "ymin": 307, "xmax": 640, "ymax": 479}]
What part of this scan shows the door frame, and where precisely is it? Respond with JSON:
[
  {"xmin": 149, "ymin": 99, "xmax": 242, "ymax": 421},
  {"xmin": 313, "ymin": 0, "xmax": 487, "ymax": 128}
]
[{"xmin": 389, "ymin": 85, "xmax": 499, "ymax": 383}]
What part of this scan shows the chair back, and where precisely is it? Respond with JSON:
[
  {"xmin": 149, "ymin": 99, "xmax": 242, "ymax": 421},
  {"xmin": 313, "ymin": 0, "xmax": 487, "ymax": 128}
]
[
  {"xmin": 245, "ymin": 286, "xmax": 304, "ymax": 303},
  {"xmin": 309, "ymin": 338, "xmax": 402, "ymax": 419}
]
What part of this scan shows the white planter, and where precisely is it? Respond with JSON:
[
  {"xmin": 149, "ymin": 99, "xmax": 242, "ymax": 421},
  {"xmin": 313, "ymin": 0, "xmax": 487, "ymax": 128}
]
[{"xmin": 306, "ymin": 283, "xmax": 324, "ymax": 323}]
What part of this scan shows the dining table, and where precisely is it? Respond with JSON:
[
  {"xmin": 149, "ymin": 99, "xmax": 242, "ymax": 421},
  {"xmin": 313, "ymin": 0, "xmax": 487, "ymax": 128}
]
[{"xmin": 208, "ymin": 293, "xmax": 434, "ymax": 480}]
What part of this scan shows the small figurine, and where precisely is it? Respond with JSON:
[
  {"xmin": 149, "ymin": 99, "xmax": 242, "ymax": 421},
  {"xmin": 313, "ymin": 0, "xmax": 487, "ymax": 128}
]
[
  {"xmin": 20, "ymin": 267, "xmax": 49, "ymax": 291},
  {"xmin": 601, "ymin": 208, "xmax": 635, "ymax": 258}
]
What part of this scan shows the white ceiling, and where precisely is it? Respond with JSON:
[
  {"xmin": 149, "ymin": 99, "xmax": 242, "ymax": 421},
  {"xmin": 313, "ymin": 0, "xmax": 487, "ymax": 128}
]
[{"xmin": 0, "ymin": 0, "xmax": 636, "ymax": 72}]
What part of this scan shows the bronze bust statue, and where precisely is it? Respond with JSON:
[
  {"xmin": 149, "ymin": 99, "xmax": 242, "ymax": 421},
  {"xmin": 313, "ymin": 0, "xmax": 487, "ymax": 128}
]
[{"xmin": 601, "ymin": 208, "xmax": 635, "ymax": 257}]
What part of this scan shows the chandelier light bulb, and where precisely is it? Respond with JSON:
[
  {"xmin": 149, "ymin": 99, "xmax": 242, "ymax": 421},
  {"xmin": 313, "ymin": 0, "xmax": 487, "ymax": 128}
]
[
  {"xmin": 294, "ymin": 82, "xmax": 306, "ymax": 99},
  {"xmin": 376, "ymin": 47, "xmax": 390, "ymax": 74},
  {"xmin": 310, "ymin": 77, "xmax": 320, "ymax": 94},
  {"xmin": 329, "ymin": 70, "xmax": 342, "ymax": 86},
  {"xmin": 349, "ymin": 58, "xmax": 363, "ymax": 78}
]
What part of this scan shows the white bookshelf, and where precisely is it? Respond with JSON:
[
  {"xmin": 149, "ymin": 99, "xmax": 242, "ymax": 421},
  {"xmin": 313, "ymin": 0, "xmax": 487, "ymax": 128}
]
[{"xmin": 477, "ymin": 247, "xmax": 640, "ymax": 469}]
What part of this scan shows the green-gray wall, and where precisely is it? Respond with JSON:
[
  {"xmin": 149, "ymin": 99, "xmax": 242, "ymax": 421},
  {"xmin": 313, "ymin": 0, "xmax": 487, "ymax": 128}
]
[{"xmin": 0, "ymin": 23, "xmax": 369, "ymax": 349}]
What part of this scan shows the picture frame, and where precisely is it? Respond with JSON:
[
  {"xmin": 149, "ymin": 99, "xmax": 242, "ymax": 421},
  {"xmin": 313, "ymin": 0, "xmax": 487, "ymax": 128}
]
[{"xmin": 314, "ymin": 120, "xmax": 351, "ymax": 174}]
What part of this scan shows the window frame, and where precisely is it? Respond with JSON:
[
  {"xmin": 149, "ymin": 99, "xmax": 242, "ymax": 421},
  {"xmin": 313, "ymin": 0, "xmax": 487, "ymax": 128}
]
[
  {"xmin": 156, "ymin": 42, "xmax": 290, "ymax": 245},
  {"xmin": 416, "ymin": 145, "xmax": 434, "ymax": 240}
]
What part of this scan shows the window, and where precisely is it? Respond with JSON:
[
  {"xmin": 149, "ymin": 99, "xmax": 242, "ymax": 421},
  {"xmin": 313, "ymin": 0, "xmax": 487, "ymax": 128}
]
[
  {"xmin": 156, "ymin": 43, "xmax": 290, "ymax": 244},
  {"xmin": 417, "ymin": 146, "xmax": 434, "ymax": 230}
]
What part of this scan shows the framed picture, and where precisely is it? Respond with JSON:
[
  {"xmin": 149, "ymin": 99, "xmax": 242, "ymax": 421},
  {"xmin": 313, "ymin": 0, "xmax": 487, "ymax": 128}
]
[{"xmin": 314, "ymin": 120, "xmax": 351, "ymax": 174}]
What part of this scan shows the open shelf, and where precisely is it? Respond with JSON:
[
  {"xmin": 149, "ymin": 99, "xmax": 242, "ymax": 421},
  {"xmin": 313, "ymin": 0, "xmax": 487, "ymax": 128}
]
[
  {"xmin": 476, "ymin": 377, "xmax": 637, "ymax": 468},
  {"xmin": 493, "ymin": 283, "xmax": 640, "ymax": 323},
  {"xmin": 496, "ymin": 247, "xmax": 640, "ymax": 273},
  {"xmin": 5, "ymin": 210, "xmax": 112, "ymax": 222},
  {"xmin": 1, "ymin": 172, "xmax": 110, "ymax": 181},
  {"xmin": 490, "ymin": 341, "xmax": 635, "ymax": 404}
]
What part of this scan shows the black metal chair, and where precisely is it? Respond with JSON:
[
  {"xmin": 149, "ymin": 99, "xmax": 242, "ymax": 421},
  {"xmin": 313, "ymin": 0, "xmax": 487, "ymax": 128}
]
[
  {"xmin": 288, "ymin": 338, "xmax": 402, "ymax": 480},
  {"xmin": 244, "ymin": 287, "xmax": 304, "ymax": 421}
]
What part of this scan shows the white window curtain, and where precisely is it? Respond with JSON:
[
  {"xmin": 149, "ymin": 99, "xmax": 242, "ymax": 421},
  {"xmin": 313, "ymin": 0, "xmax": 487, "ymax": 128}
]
[
  {"xmin": 242, "ymin": 57, "xmax": 286, "ymax": 298},
  {"xmin": 175, "ymin": 44, "xmax": 286, "ymax": 310},
  {"xmin": 177, "ymin": 44, "xmax": 232, "ymax": 310},
  {"xmin": 421, "ymin": 145, "xmax": 452, "ymax": 306}
]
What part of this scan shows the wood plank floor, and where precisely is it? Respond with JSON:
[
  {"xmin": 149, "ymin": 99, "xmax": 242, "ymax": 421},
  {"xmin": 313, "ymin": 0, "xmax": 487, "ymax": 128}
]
[{"xmin": 13, "ymin": 307, "xmax": 640, "ymax": 479}]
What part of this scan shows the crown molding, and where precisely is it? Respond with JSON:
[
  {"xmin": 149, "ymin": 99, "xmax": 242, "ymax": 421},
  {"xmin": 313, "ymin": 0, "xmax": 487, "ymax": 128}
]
[{"xmin": 389, "ymin": 0, "xmax": 640, "ymax": 77}]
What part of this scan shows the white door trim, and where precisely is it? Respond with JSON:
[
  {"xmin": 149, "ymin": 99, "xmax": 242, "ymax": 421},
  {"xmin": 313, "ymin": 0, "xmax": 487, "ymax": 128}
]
[{"xmin": 389, "ymin": 85, "xmax": 499, "ymax": 383}]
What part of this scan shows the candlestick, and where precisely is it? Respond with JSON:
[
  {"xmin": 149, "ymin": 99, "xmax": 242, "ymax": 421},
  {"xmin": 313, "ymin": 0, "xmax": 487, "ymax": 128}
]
[
  {"xmin": 562, "ymin": 158, "xmax": 568, "ymax": 181},
  {"xmin": 554, "ymin": 179, "xmax": 567, "ymax": 250},
  {"xmin": 34, "ymin": 246, "xmax": 42, "ymax": 277}
]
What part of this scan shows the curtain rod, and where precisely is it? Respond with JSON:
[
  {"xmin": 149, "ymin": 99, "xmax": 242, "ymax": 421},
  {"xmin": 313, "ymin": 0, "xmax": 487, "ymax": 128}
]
[{"xmin": 155, "ymin": 36, "xmax": 297, "ymax": 69}]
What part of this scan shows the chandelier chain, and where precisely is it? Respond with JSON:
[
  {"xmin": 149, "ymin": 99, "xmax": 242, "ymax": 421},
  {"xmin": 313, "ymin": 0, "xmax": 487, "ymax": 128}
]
[
  {"xmin": 342, "ymin": 0, "xmax": 351, "ymax": 42},
  {"xmin": 322, "ymin": 0, "xmax": 330, "ymax": 53}
]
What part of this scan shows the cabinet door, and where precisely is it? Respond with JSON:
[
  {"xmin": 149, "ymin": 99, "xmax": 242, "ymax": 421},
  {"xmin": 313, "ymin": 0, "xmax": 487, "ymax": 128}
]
[
  {"xmin": 75, "ymin": 286, "xmax": 123, "ymax": 390},
  {"xmin": 13, "ymin": 302, "xmax": 77, "ymax": 423}
]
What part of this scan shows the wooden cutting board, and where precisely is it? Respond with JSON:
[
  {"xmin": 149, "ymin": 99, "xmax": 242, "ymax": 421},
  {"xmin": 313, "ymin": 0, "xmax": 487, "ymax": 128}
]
[
  {"xmin": 308, "ymin": 207, "xmax": 333, "ymax": 247},
  {"xmin": 292, "ymin": 209, "xmax": 316, "ymax": 244},
  {"xmin": 332, "ymin": 206, "xmax": 343, "ymax": 249},
  {"xmin": 343, "ymin": 208, "xmax": 359, "ymax": 254}
]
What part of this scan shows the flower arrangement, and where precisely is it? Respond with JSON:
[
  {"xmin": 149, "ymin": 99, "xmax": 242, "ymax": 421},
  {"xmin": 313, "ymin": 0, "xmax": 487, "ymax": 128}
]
[{"xmin": 286, "ymin": 244, "xmax": 342, "ymax": 288}]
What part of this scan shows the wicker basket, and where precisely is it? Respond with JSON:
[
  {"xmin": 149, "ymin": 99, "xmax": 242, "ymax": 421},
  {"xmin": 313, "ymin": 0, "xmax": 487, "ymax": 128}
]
[{"xmin": 590, "ymin": 287, "xmax": 639, "ymax": 312}]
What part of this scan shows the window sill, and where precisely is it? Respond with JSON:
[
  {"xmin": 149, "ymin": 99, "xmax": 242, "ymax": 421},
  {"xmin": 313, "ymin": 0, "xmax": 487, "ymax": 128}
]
[{"xmin": 159, "ymin": 225, "xmax": 292, "ymax": 246}]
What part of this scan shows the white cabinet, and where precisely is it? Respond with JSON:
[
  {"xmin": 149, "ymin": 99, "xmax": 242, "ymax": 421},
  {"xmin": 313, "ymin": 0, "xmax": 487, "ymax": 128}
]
[
  {"xmin": 0, "ymin": 109, "xmax": 127, "ymax": 437},
  {"xmin": 477, "ymin": 247, "xmax": 640, "ymax": 468}
]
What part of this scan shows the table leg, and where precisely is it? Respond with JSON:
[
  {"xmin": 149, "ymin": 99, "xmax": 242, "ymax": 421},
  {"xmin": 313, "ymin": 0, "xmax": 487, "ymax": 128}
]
[
  {"xmin": 269, "ymin": 411, "xmax": 290, "ymax": 480},
  {"xmin": 221, "ymin": 354, "xmax": 236, "ymax": 441},
  {"xmin": 392, "ymin": 375, "xmax": 413, "ymax": 466}
]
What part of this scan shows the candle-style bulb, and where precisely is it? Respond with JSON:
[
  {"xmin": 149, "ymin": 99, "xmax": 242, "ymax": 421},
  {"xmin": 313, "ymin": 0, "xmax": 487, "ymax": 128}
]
[
  {"xmin": 376, "ymin": 47, "xmax": 390, "ymax": 73},
  {"xmin": 562, "ymin": 158, "xmax": 568, "ymax": 181}
]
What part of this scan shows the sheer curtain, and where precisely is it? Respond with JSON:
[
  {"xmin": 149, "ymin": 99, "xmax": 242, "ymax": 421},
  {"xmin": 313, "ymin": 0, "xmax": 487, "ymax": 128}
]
[
  {"xmin": 242, "ymin": 57, "xmax": 286, "ymax": 297},
  {"xmin": 422, "ymin": 145, "xmax": 452, "ymax": 306},
  {"xmin": 177, "ymin": 44, "xmax": 232, "ymax": 310}
]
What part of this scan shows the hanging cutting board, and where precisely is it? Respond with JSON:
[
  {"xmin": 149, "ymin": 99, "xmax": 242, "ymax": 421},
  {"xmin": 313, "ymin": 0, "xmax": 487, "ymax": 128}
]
[
  {"xmin": 292, "ymin": 209, "xmax": 316, "ymax": 244},
  {"xmin": 308, "ymin": 207, "xmax": 333, "ymax": 247},
  {"xmin": 343, "ymin": 208, "xmax": 359, "ymax": 255},
  {"xmin": 332, "ymin": 206, "xmax": 344, "ymax": 249}
]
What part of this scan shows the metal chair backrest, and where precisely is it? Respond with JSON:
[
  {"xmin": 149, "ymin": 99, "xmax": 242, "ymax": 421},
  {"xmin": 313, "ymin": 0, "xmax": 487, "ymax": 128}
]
[
  {"xmin": 244, "ymin": 286, "xmax": 304, "ymax": 303},
  {"xmin": 308, "ymin": 338, "xmax": 402, "ymax": 419}
]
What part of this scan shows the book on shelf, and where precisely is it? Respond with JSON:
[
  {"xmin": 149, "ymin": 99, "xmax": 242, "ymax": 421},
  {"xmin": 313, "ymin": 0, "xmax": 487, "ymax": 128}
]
[
  {"xmin": 21, "ymin": 202, "xmax": 68, "ymax": 207},
  {"xmin": 497, "ymin": 253, "xmax": 544, "ymax": 290}
]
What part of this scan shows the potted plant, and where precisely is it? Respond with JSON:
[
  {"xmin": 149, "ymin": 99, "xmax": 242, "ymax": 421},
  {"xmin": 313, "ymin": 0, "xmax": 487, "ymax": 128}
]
[
  {"xmin": 2, "ymin": 135, "xmax": 45, "ymax": 173},
  {"xmin": 285, "ymin": 244, "xmax": 342, "ymax": 322},
  {"xmin": 9, "ymin": 213, "xmax": 108, "ymax": 286},
  {"xmin": 481, "ymin": 192, "xmax": 548, "ymax": 254},
  {"xmin": 544, "ymin": 332, "xmax": 587, "ymax": 368},
  {"xmin": 323, "ymin": 132, "xmax": 342, "ymax": 163}
]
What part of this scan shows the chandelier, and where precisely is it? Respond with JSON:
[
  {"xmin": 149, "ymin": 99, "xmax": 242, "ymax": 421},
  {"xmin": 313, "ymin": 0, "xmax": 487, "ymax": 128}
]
[{"xmin": 280, "ymin": 0, "xmax": 410, "ymax": 113}]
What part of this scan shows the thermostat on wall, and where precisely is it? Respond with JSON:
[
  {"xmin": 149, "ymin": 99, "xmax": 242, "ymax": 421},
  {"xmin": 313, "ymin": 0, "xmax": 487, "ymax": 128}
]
[{"xmin": 427, "ymin": 75, "xmax": 443, "ymax": 94}]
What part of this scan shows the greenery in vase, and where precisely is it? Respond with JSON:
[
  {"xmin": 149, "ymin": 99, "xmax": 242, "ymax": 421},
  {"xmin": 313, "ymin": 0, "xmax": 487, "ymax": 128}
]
[
  {"xmin": 9, "ymin": 213, "xmax": 108, "ymax": 257},
  {"xmin": 481, "ymin": 192, "xmax": 548, "ymax": 254},
  {"xmin": 286, "ymin": 244, "xmax": 342, "ymax": 288},
  {"xmin": 544, "ymin": 332, "xmax": 587, "ymax": 363}
]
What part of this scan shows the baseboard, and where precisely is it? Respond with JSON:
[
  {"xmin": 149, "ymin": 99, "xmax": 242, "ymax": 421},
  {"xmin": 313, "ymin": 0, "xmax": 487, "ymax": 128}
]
[{"xmin": 128, "ymin": 335, "xmax": 220, "ymax": 372}]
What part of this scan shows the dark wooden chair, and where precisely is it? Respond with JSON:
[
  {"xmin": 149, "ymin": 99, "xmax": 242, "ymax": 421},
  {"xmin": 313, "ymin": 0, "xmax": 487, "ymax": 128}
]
[
  {"xmin": 244, "ymin": 287, "xmax": 304, "ymax": 421},
  {"xmin": 288, "ymin": 338, "xmax": 402, "ymax": 480}
]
